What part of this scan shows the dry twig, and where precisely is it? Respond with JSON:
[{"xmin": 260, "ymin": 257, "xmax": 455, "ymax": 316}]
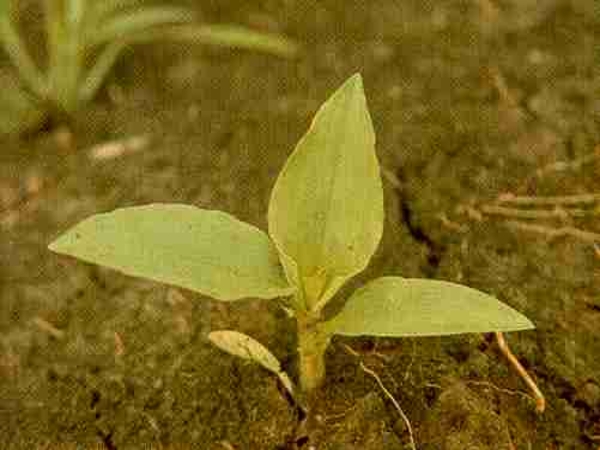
[
  {"xmin": 453, "ymin": 147, "xmax": 600, "ymax": 251},
  {"xmin": 504, "ymin": 221, "xmax": 600, "ymax": 244},
  {"xmin": 481, "ymin": 204, "xmax": 598, "ymax": 220},
  {"xmin": 456, "ymin": 187, "xmax": 600, "ymax": 250},
  {"xmin": 32, "ymin": 317, "xmax": 64, "ymax": 340},
  {"xmin": 495, "ymin": 332, "xmax": 545, "ymax": 413},
  {"xmin": 497, "ymin": 192, "xmax": 600, "ymax": 206},
  {"xmin": 114, "ymin": 331, "xmax": 125, "ymax": 357}
]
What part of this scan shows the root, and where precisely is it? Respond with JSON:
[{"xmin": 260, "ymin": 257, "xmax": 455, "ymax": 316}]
[{"xmin": 343, "ymin": 344, "xmax": 417, "ymax": 450}]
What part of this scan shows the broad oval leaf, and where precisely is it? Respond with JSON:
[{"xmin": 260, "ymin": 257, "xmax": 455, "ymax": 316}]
[
  {"xmin": 268, "ymin": 74, "xmax": 383, "ymax": 307},
  {"xmin": 49, "ymin": 204, "xmax": 294, "ymax": 301},
  {"xmin": 327, "ymin": 277, "xmax": 534, "ymax": 337},
  {"xmin": 209, "ymin": 330, "xmax": 294, "ymax": 396}
]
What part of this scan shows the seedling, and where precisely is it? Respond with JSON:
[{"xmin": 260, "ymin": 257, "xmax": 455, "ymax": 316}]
[
  {"xmin": 0, "ymin": 0, "xmax": 297, "ymax": 133},
  {"xmin": 49, "ymin": 74, "xmax": 533, "ymax": 399}
]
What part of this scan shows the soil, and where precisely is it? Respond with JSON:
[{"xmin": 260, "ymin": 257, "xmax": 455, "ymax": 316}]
[{"xmin": 1, "ymin": 1, "xmax": 599, "ymax": 449}]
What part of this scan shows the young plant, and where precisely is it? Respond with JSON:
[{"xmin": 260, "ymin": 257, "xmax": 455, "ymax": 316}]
[
  {"xmin": 0, "ymin": 0, "xmax": 297, "ymax": 134},
  {"xmin": 49, "ymin": 74, "xmax": 534, "ymax": 397}
]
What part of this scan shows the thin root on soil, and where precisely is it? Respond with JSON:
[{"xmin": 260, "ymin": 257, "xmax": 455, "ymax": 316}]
[{"xmin": 343, "ymin": 344, "xmax": 417, "ymax": 450}]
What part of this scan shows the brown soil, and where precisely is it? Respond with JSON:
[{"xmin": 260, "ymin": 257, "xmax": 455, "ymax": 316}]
[{"xmin": 1, "ymin": 1, "xmax": 599, "ymax": 449}]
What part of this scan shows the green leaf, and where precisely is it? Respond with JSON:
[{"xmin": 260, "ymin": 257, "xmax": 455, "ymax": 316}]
[
  {"xmin": 0, "ymin": 70, "xmax": 46, "ymax": 136},
  {"xmin": 90, "ymin": 7, "xmax": 193, "ymax": 46},
  {"xmin": 327, "ymin": 277, "xmax": 534, "ymax": 337},
  {"xmin": 209, "ymin": 330, "xmax": 294, "ymax": 396},
  {"xmin": 65, "ymin": 0, "xmax": 86, "ymax": 32},
  {"xmin": 79, "ymin": 40, "xmax": 127, "ymax": 103},
  {"xmin": 268, "ymin": 74, "xmax": 384, "ymax": 310},
  {"xmin": 90, "ymin": 0, "xmax": 142, "ymax": 21},
  {"xmin": 49, "ymin": 204, "xmax": 294, "ymax": 301},
  {"xmin": 0, "ymin": 7, "xmax": 47, "ymax": 98},
  {"xmin": 155, "ymin": 24, "xmax": 299, "ymax": 58}
]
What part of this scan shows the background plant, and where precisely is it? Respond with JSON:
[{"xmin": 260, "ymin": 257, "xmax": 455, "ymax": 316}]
[
  {"xmin": 0, "ymin": 0, "xmax": 297, "ymax": 134},
  {"xmin": 49, "ymin": 74, "xmax": 533, "ymax": 400}
]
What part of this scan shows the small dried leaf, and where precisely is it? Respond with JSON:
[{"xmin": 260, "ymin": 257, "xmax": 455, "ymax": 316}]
[{"xmin": 208, "ymin": 330, "xmax": 294, "ymax": 396}]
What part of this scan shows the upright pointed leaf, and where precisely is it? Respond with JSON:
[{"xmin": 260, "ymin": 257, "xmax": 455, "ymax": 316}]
[
  {"xmin": 0, "ymin": 7, "xmax": 47, "ymax": 98},
  {"xmin": 79, "ymin": 41, "xmax": 127, "ymax": 103},
  {"xmin": 66, "ymin": 0, "xmax": 86, "ymax": 31},
  {"xmin": 0, "ymin": 70, "xmax": 46, "ymax": 135},
  {"xmin": 49, "ymin": 204, "xmax": 294, "ymax": 301},
  {"xmin": 268, "ymin": 74, "xmax": 383, "ymax": 308},
  {"xmin": 327, "ymin": 277, "xmax": 534, "ymax": 337}
]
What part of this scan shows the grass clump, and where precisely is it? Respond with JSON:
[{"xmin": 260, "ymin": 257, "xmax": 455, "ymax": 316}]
[{"xmin": 0, "ymin": 0, "xmax": 298, "ymax": 134}]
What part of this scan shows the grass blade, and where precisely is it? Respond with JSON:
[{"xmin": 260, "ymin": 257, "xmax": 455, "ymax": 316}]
[
  {"xmin": 79, "ymin": 41, "xmax": 127, "ymax": 103},
  {"xmin": 0, "ymin": 70, "xmax": 46, "ymax": 135},
  {"xmin": 90, "ymin": 7, "xmax": 193, "ymax": 46},
  {"xmin": 65, "ymin": 0, "xmax": 86, "ymax": 30},
  {"xmin": 0, "ymin": 5, "xmax": 47, "ymax": 97},
  {"xmin": 157, "ymin": 24, "xmax": 299, "ymax": 58},
  {"xmin": 91, "ymin": 0, "xmax": 142, "ymax": 20}
]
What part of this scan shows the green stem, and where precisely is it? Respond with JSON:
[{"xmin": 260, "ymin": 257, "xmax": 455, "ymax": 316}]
[
  {"xmin": 45, "ymin": 0, "xmax": 84, "ymax": 114},
  {"xmin": 297, "ymin": 312, "xmax": 330, "ymax": 394}
]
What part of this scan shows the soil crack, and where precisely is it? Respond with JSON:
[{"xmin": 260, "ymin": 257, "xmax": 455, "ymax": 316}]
[
  {"xmin": 393, "ymin": 167, "xmax": 442, "ymax": 276},
  {"xmin": 98, "ymin": 431, "xmax": 117, "ymax": 450}
]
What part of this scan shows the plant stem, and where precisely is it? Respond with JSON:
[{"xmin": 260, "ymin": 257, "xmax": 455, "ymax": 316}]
[{"xmin": 296, "ymin": 312, "xmax": 330, "ymax": 394}]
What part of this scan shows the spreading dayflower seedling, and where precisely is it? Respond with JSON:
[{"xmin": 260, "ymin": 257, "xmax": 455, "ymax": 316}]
[{"xmin": 49, "ymin": 74, "xmax": 534, "ymax": 402}]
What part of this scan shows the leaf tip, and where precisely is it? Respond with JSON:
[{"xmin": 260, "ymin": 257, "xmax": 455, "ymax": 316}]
[
  {"xmin": 47, "ymin": 236, "xmax": 64, "ymax": 254},
  {"xmin": 504, "ymin": 303, "xmax": 535, "ymax": 332},
  {"xmin": 520, "ymin": 315, "xmax": 536, "ymax": 331},
  {"xmin": 342, "ymin": 73, "xmax": 365, "ymax": 95},
  {"xmin": 48, "ymin": 229, "xmax": 79, "ymax": 255},
  {"xmin": 347, "ymin": 72, "xmax": 363, "ymax": 85}
]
